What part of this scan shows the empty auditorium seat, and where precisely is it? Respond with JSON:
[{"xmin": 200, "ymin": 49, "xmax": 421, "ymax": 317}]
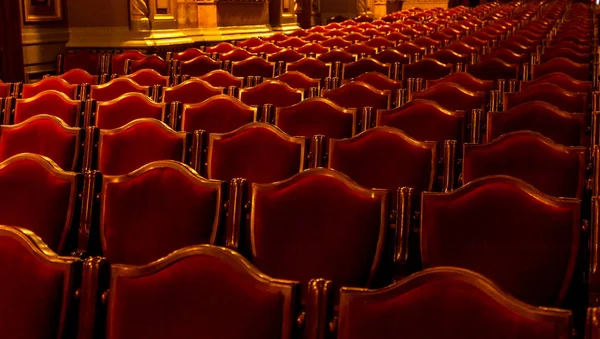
[
  {"xmin": 9, "ymin": 90, "xmax": 83, "ymax": 127},
  {"xmin": 239, "ymin": 80, "xmax": 303, "ymax": 107},
  {"xmin": 177, "ymin": 95, "xmax": 256, "ymax": 134},
  {"xmin": 21, "ymin": 77, "xmax": 79, "ymax": 100},
  {"xmin": 162, "ymin": 79, "xmax": 224, "ymax": 105},
  {"xmin": 93, "ymin": 92, "xmax": 167, "ymax": 129},
  {"xmin": 90, "ymin": 78, "xmax": 151, "ymax": 102}
]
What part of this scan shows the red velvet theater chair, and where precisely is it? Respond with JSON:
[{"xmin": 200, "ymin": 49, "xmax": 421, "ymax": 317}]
[
  {"xmin": 89, "ymin": 78, "xmax": 151, "ymax": 102},
  {"xmin": 92, "ymin": 92, "xmax": 168, "ymax": 129},
  {"xmin": 6, "ymin": 90, "xmax": 84, "ymax": 127},
  {"xmin": 161, "ymin": 79, "xmax": 224, "ymax": 105},
  {"xmin": 175, "ymin": 95, "xmax": 257, "ymax": 134},
  {"xmin": 239, "ymin": 80, "xmax": 304, "ymax": 108}
]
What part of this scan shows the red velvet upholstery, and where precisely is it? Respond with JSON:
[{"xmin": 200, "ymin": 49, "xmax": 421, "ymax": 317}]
[
  {"xmin": 276, "ymin": 37, "xmax": 309, "ymax": 48},
  {"xmin": 90, "ymin": 78, "xmax": 150, "ymax": 102},
  {"xmin": 107, "ymin": 245, "xmax": 297, "ymax": 339},
  {"xmin": 124, "ymin": 69, "xmax": 169, "ymax": 87},
  {"xmin": 411, "ymin": 83, "xmax": 486, "ymax": 114},
  {"xmin": 467, "ymin": 58, "xmax": 519, "ymax": 80},
  {"xmin": 198, "ymin": 70, "xmax": 244, "ymax": 89},
  {"xmin": 286, "ymin": 57, "xmax": 331, "ymax": 79},
  {"xmin": 533, "ymin": 58, "xmax": 590, "ymax": 81},
  {"xmin": 343, "ymin": 32, "xmax": 372, "ymax": 42},
  {"xmin": 250, "ymin": 168, "xmax": 387, "ymax": 291},
  {"xmin": 376, "ymin": 99, "xmax": 465, "ymax": 150},
  {"xmin": 101, "ymin": 162, "xmax": 223, "ymax": 264},
  {"xmin": 426, "ymin": 72, "xmax": 493, "ymax": 94},
  {"xmin": 412, "ymin": 37, "xmax": 442, "ymax": 49},
  {"xmin": 503, "ymin": 83, "xmax": 587, "ymax": 113},
  {"xmin": 497, "ymin": 40, "xmax": 534, "ymax": 54},
  {"xmin": 14, "ymin": 91, "xmax": 81, "ymax": 127},
  {"xmin": 321, "ymin": 37, "xmax": 353, "ymax": 48},
  {"xmin": 264, "ymin": 32, "xmax": 289, "ymax": 42},
  {"xmin": 181, "ymin": 95, "xmax": 255, "ymax": 134},
  {"xmin": 170, "ymin": 48, "xmax": 207, "ymax": 62},
  {"xmin": 545, "ymin": 42, "xmax": 590, "ymax": 54},
  {"xmin": 351, "ymin": 72, "xmax": 403, "ymax": 91},
  {"xmin": 324, "ymin": 29, "xmax": 346, "ymax": 37},
  {"xmin": 110, "ymin": 51, "xmax": 146, "ymax": 76},
  {"xmin": 507, "ymin": 35, "xmax": 536, "ymax": 47},
  {"xmin": 267, "ymin": 49, "xmax": 304, "ymax": 63},
  {"xmin": 296, "ymin": 43, "xmax": 330, "ymax": 55},
  {"xmin": 365, "ymin": 37, "xmax": 396, "ymax": 49},
  {"xmin": 305, "ymin": 33, "xmax": 329, "ymax": 42},
  {"xmin": 62, "ymin": 50, "xmax": 101, "ymax": 74},
  {"xmin": 22, "ymin": 77, "xmax": 78, "ymax": 99},
  {"xmin": 95, "ymin": 92, "xmax": 166, "ymax": 129},
  {"xmin": 395, "ymin": 42, "xmax": 427, "ymax": 56},
  {"xmin": 372, "ymin": 50, "xmax": 411, "ymax": 65},
  {"xmin": 337, "ymin": 267, "xmax": 573, "ymax": 339},
  {"xmin": 482, "ymin": 48, "xmax": 528, "ymax": 64},
  {"xmin": 239, "ymin": 81, "xmax": 303, "ymax": 107},
  {"xmin": 462, "ymin": 36, "xmax": 490, "ymax": 49},
  {"xmin": 428, "ymin": 31, "xmax": 454, "ymax": 42},
  {"xmin": 402, "ymin": 59, "xmax": 453, "ymax": 81},
  {"xmin": 322, "ymin": 81, "xmax": 391, "ymax": 111},
  {"xmin": 275, "ymin": 97, "xmax": 357, "ymax": 139},
  {"xmin": 541, "ymin": 48, "xmax": 590, "ymax": 64},
  {"xmin": 487, "ymin": 101, "xmax": 585, "ymax": 146},
  {"xmin": 447, "ymin": 42, "xmax": 478, "ymax": 55},
  {"xmin": 274, "ymin": 72, "xmax": 320, "ymax": 90},
  {"xmin": 0, "ymin": 226, "xmax": 79, "ymax": 339},
  {"xmin": 231, "ymin": 57, "xmax": 276, "ymax": 78},
  {"xmin": 97, "ymin": 119, "xmax": 187, "ymax": 175},
  {"xmin": 249, "ymin": 42, "xmax": 284, "ymax": 55},
  {"xmin": 179, "ymin": 56, "xmax": 223, "ymax": 77},
  {"xmin": 425, "ymin": 49, "xmax": 468, "ymax": 65},
  {"xmin": 0, "ymin": 115, "xmax": 81, "ymax": 171},
  {"xmin": 464, "ymin": 132, "xmax": 586, "ymax": 198},
  {"xmin": 236, "ymin": 37, "xmax": 264, "ymax": 48},
  {"xmin": 57, "ymin": 69, "xmax": 97, "ymax": 85},
  {"xmin": 207, "ymin": 122, "xmax": 305, "ymax": 184},
  {"xmin": 328, "ymin": 127, "xmax": 436, "ymax": 196},
  {"xmin": 219, "ymin": 49, "xmax": 254, "ymax": 62},
  {"xmin": 162, "ymin": 79, "xmax": 223, "ymax": 104},
  {"xmin": 128, "ymin": 56, "xmax": 170, "ymax": 76},
  {"xmin": 317, "ymin": 50, "xmax": 357, "ymax": 64},
  {"xmin": 0, "ymin": 82, "xmax": 10, "ymax": 97},
  {"xmin": 0, "ymin": 154, "xmax": 79, "ymax": 252},
  {"xmin": 421, "ymin": 176, "xmax": 581, "ymax": 306},
  {"xmin": 344, "ymin": 44, "xmax": 378, "ymax": 56},
  {"xmin": 288, "ymin": 29, "xmax": 309, "ymax": 37},
  {"xmin": 206, "ymin": 42, "xmax": 237, "ymax": 54},
  {"xmin": 521, "ymin": 72, "xmax": 592, "ymax": 98},
  {"xmin": 342, "ymin": 58, "xmax": 391, "ymax": 80},
  {"xmin": 385, "ymin": 32, "xmax": 412, "ymax": 43}
]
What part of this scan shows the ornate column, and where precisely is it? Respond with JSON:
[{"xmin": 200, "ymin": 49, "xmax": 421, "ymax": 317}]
[{"xmin": 130, "ymin": 0, "xmax": 151, "ymax": 30}]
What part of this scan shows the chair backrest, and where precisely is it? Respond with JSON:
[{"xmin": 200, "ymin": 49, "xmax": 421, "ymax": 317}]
[
  {"xmin": 219, "ymin": 49, "xmax": 255, "ymax": 62},
  {"xmin": 532, "ymin": 57, "xmax": 590, "ymax": 81},
  {"xmin": 267, "ymin": 49, "xmax": 304, "ymax": 63},
  {"xmin": 305, "ymin": 33, "xmax": 328, "ymax": 42},
  {"xmin": 0, "ymin": 115, "xmax": 83, "ymax": 171},
  {"xmin": 296, "ymin": 43, "xmax": 330, "ymax": 55},
  {"xmin": 410, "ymin": 83, "xmax": 486, "ymax": 115},
  {"xmin": 342, "ymin": 58, "xmax": 391, "ymax": 80},
  {"xmin": 402, "ymin": 58, "xmax": 453, "ymax": 81},
  {"xmin": 286, "ymin": 57, "xmax": 332, "ymax": 79},
  {"xmin": 273, "ymin": 71, "xmax": 320, "ymax": 91},
  {"xmin": 61, "ymin": 50, "xmax": 102, "ymax": 74},
  {"xmin": 56, "ymin": 69, "xmax": 98, "ymax": 85},
  {"xmin": 13, "ymin": 90, "xmax": 82, "ymax": 127},
  {"xmin": 249, "ymin": 42, "xmax": 284, "ymax": 55},
  {"xmin": 0, "ymin": 226, "xmax": 81, "ymax": 339},
  {"xmin": 94, "ymin": 92, "xmax": 167, "ymax": 129},
  {"xmin": 22, "ymin": 77, "xmax": 78, "ymax": 99},
  {"xmin": 447, "ymin": 41, "xmax": 478, "ymax": 55},
  {"xmin": 206, "ymin": 122, "xmax": 306, "ymax": 184},
  {"xmin": 162, "ymin": 79, "xmax": 224, "ymax": 104},
  {"xmin": 425, "ymin": 49, "xmax": 468, "ymax": 65},
  {"xmin": 239, "ymin": 80, "xmax": 304, "ymax": 107},
  {"xmin": 463, "ymin": 131, "xmax": 586, "ymax": 198},
  {"xmin": 317, "ymin": 50, "xmax": 357, "ymax": 64},
  {"xmin": 346, "ymin": 72, "xmax": 403, "ymax": 92},
  {"xmin": 127, "ymin": 55, "xmax": 171, "ymax": 76},
  {"xmin": 467, "ymin": 58, "xmax": 519, "ymax": 81},
  {"xmin": 274, "ymin": 97, "xmax": 357, "ymax": 139},
  {"xmin": 92, "ymin": 119, "xmax": 190, "ymax": 175},
  {"xmin": 520, "ymin": 72, "xmax": 592, "ymax": 98},
  {"xmin": 170, "ymin": 48, "xmax": 207, "ymax": 62},
  {"xmin": 99, "ymin": 161, "xmax": 224, "ymax": 264},
  {"xmin": 236, "ymin": 37, "xmax": 264, "ymax": 48},
  {"xmin": 395, "ymin": 42, "xmax": 426, "ymax": 56},
  {"xmin": 122, "ymin": 69, "xmax": 170, "ymax": 87},
  {"xmin": 328, "ymin": 126, "xmax": 436, "ymax": 196},
  {"xmin": 337, "ymin": 267, "xmax": 572, "ymax": 339},
  {"xmin": 372, "ymin": 49, "xmax": 411, "ymax": 65},
  {"xmin": 180, "ymin": 94, "xmax": 257, "ymax": 134},
  {"xmin": 179, "ymin": 55, "xmax": 222, "ymax": 77},
  {"xmin": 231, "ymin": 57, "xmax": 276, "ymax": 78},
  {"xmin": 206, "ymin": 42, "xmax": 238, "ymax": 54},
  {"xmin": 365, "ymin": 36, "xmax": 396, "ymax": 49},
  {"xmin": 104, "ymin": 245, "xmax": 299, "ymax": 339},
  {"xmin": 487, "ymin": 101, "xmax": 586, "ymax": 146},
  {"xmin": 321, "ymin": 37, "xmax": 353, "ymax": 49},
  {"xmin": 276, "ymin": 37, "xmax": 309, "ymax": 49},
  {"xmin": 0, "ymin": 154, "xmax": 81, "ymax": 253},
  {"xmin": 421, "ymin": 175, "xmax": 581, "ymax": 306},
  {"xmin": 110, "ymin": 50, "xmax": 146, "ymax": 76},
  {"xmin": 197, "ymin": 70, "xmax": 244, "ymax": 89},
  {"xmin": 426, "ymin": 72, "xmax": 493, "ymax": 93},
  {"xmin": 90, "ymin": 78, "xmax": 150, "ymax": 102},
  {"xmin": 249, "ymin": 168, "xmax": 388, "ymax": 293},
  {"xmin": 503, "ymin": 83, "xmax": 587, "ymax": 113},
  {"xmin": 322, "ymin": 81, "xmax": 391, "ymax": 111},
  {"xmin": 483, "ymin": 48, "xmax": 528, "ymax": 64}
]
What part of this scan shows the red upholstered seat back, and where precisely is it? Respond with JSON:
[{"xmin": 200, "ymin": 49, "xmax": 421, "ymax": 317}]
[
  {"xmin": 0, "ymin": 154, "xmax": 80, "ymax": 252},
  {"xmin": 286, "ymin": 57, "xmax": 332, "ymax": 79},
  {"xmin": 503, "ymin": 83, "xmax": 587, "ymax": 113},
  {"xmin": 275, "ymin": 97, "xmax": 357, "ymax": 139},
  {"xmin": 274, "ymin": 72, "xmax": 320, "ymax": 91},
  {"xmin": 250, "ymin": 42, "xmax": 284, "ymax": 55},
  {"xmin": 179, "ymin": 55, "xmax": 222, "ymax": 77},
  {"xmin": 425, "ymin": 49, "xmax": 468, "ymax": 65},
  {"xmin": 123, "ymin": 69, "xmax": 169, "ymax": 87},
  {"xmin": 62, "ymin": 50, "xmax": 101, "ymax": 74},
  {"xmin": 170, "ymin": 48, "xmax": 207, "ymax": 62},
  {"xmin": 520, "ymin": 72, "xmax": 592, "ymax": 98},
  {"xmin": 100, "ymin": 162, "xmax": 223, "ymax": 265},
  {"xmin": 533, "ymin": 57, "xmax": 590, "ymax": 81},
  {"xmin": 463, "ymin": 132, "xmax": 586, "ymax": 198},
  {"xmin": 372, "ymin": 49, "xmax": 411, "ymax": 65},
  {"xmin": 236, "ymin": 37, "xmax": 264, "ymax": 48},
  {"xmin": 106, "ymin": 245, "xmax": 298, "ymax": 339},
  {"xmin": 239, "ymin": 80, "xmax": 303, "ymax": 107},
  {"xmin": 426, "ymin": 72, "xmax": 493, "ymax": 93},
  {"xmin": 351, "ymin": 72, "xmax": 403, "ymax": 92},
  {"xmin": 402, "ymin": 59, "xmax": 453, "ymax": 81},
  {"xmin": 97, "ymin": 119, "xmax": 188, "ymax": 175},
  {"xmin": 337, "ymin": 267, "xmax": 572, "ymax": 339},
  {"xmin": 128, "ymin": 55, "xmax": 170, "ymax": 76},
  {"xmin": 410, "ymin": 83, "xmax": 486, "ymax": 114},
  {"xmin": 57, "ymin": 69, "xmax": 97, "ymax": 85},
  {"xmin": 95, "ymin": 92, "xmax": 166, "ymax": 129},
  {"xmin": 250, "ymin": 168, "xmax": 387, "ymax": 291},
  {"xmin": 198, "ymin": 70, "xmax": 244, "ymax": 89},
  {"xmin": 14, "ymin": 91, "xmax": 82, "ymax": 127},
  {"xmin": 231, "ymin": 57, "xmax": 276, "ymax": 78},
  {"xmin": 342, "ymin": 58, "xmax": 391, "ymax": 80},
  {"xmin": 0, "ymin": 226, "xmax": 79, "ymax": 339},
  {"xmin": 22, "ymin": 77, "xmax": 78, "ymax": 99},
  {"xmin": 206, "ymin": 42, "xmax": 237, "ymax": 54},
  {"xmin": 467, "ymin": 58, "xmax": 519, "ymax": 80},
  {"xmin": 296, "ymin": 43, "xmax": 330, "ymax": 55},
  {"xmin": 0, "ymin": 115, "xmax": 82, "ymax": 171},
  {"xmin": 421, "ymin": 176, "xmax": 581, "ymax": 306},
  {"xmin": 487, "ymin": 101, "xmax": 585, "ymax": 146},
  {"xmin": 207, "ymin": 122, "xmax": 305, "ymax": 184},
  {"xmin": 219, "ymin": 49, "xmax": 254, "ymax": 62},
  {"xmin": 322, "ymin": 81, "xmax": 391, "ymax": 111},
  {"xmin": 317, "ymin": 50, "xmax": 356, "ymax": 64},
  {"xmin": 0, "ymin": 82, "xmax": 10, "ymax": 97},
  {"xmin": 90, "ymin": 78, "xmax": 150, "ymax": 102},
  {"xmin": 328, "ymin": 127, "xmax": 436, "ymax": 195},
  {"xmin": 321, "ymin": 37, "xmax": 352, "ymax": 49},
  {"xmin": 162, "ymin": 79, "xmax": 223, "ymax": 104},
  {"xmin": 181, "ymin": 95, "xmax": 256, "ymax": 134},
  {"xmin": 276, "ymin": 37, "xmax": 309, "ymax": 49},
  {"xmin": 110, "ymin": 50, "xmax": 146, "ymax": 76},
  {"xmin": 267, "ymin": 49, "xmax": 304, "ymax": 63},
  {"xmin": 483, "ymin": 48, "xmax": 528, "ymax": 64}
]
